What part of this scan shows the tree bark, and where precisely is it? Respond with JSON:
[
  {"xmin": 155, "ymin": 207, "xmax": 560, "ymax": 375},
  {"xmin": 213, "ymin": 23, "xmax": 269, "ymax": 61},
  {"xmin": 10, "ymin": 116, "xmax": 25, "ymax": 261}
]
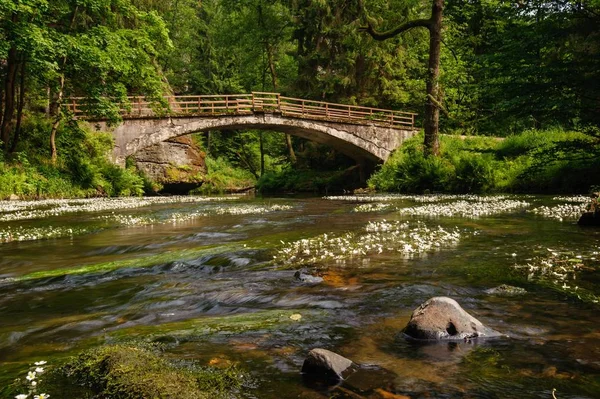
[
  {"xmin": 49, "ymin": 74, "xmax": 65, "ymax": 164},
  {"xmin": 48, "ymin": 5, "xmax": 79, "ymax": 164},
  {"xmin": 259, "ymin": 132, "xmax": 265, "ymax": 176},
  {"xmin": 266, "ymin": 44, "xmax": 297, "ymax": 164},
  {"xmin": 1, "ymin": 44, "xmax": 18, "ymax": 151},
  {"xmin": 361, "ymin": 0, "xmax": 444, "ymax": 157},
  {"xmin": 10, "ymin": 60, "xmax": 26, "ymax": 153},
  {"xmin": 423, "ymin": 0, "xmax": 443, "ymax": 157}
]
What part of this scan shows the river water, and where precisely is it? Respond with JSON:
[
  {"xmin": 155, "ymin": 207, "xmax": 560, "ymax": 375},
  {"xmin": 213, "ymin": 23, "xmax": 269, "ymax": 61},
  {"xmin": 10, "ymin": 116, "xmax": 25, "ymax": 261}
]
[{"xmin": 0, "ymin": 194, "xmax": 598, "ymax": 398}]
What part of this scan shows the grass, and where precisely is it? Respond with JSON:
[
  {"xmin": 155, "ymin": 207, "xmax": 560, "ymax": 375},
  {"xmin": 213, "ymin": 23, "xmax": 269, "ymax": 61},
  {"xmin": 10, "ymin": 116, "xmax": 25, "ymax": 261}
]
[{"xmin": 369, "ymin": 128, "xmax": 600, "ymax": 194}]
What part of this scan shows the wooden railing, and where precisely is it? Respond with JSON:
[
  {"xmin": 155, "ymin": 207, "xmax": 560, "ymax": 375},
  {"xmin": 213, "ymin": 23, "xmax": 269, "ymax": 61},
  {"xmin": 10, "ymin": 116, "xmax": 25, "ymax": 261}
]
[{"xmin": 65, "ymin": 92, "xmax": 417, "ymax": 129}]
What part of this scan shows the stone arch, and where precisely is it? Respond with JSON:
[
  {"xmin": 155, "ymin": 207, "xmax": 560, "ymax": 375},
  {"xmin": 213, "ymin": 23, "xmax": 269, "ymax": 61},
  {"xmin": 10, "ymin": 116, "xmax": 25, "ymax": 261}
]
[{"xmin": 99, "ymin": 114, "xmax": 416, "ymax": 165}]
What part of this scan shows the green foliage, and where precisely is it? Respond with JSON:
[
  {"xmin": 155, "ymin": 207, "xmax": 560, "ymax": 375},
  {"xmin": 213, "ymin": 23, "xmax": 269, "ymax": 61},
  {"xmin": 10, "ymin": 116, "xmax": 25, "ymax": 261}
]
[
  {"xmin": 257, "ymin": 167, "xmax": 360, "ymax": 194},
  {"xmin": 370, "ymin": 128, "xmax": 600, "ymax": 194},
  {"xmin": 0, "ymin": 118, "xmax": 148, "ymax": 199},
  {"xmin": 193, "ymin": 155, "xmax": 256, "ymax": 194}
]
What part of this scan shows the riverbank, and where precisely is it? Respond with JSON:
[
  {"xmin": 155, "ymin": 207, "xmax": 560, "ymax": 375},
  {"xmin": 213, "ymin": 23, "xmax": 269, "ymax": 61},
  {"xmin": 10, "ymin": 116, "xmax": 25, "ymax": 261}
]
[
  {"xmin": 368, "ymin": 128, "xmax": 600, "ymax": 194},
  {"xmin": 2, "ymin": 121, "xmax": 599, "ymax": 199}
]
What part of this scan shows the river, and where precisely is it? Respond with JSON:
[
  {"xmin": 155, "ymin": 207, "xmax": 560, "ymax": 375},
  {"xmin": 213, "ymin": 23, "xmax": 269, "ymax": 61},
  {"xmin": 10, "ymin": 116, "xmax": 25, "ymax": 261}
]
[{"xmin": 0, "ymin": 194, "xmax": 598, "ymax": 398}]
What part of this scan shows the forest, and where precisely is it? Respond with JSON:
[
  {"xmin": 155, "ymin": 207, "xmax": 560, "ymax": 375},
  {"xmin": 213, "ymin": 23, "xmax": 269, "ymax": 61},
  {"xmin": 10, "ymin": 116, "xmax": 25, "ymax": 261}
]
[{"xmin": 1, "ymin": 0, "xmax": 599, "ymax": 197}]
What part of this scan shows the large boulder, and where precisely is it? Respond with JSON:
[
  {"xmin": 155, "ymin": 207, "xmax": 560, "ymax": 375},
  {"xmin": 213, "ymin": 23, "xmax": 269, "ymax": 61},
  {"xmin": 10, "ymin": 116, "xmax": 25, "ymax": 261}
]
[
  {"xmin": 134, "ymin": 135, "xmax": 206, "ymax": 194},
  {"xmin": 301, "ymin": 348, "xmax": 356, "ymax": 381},
  {"xmin": 403, "ymin": 297, "xmax": 501, "ymax": 340}
]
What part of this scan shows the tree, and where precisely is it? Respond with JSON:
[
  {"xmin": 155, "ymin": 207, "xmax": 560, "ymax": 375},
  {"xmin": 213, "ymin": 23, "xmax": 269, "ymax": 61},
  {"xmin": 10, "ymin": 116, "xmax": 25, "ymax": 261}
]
[{"xmin": 361, "ymin": 0, "xmax": 444, "ymax": 157}]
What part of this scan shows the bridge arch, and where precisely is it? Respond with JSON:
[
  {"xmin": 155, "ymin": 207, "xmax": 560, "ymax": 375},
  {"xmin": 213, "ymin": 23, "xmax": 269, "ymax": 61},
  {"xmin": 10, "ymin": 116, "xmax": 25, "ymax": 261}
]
[{"xmin": 100, "ymin": 114, "xmax": 417, "ymax": 166}]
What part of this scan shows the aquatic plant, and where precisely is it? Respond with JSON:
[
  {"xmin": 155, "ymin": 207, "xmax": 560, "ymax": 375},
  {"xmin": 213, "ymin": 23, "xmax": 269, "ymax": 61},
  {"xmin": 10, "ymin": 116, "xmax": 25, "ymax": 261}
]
[
  {"xmin": 0, "ymin": 226, "xmax": 93, "ymax": 243},
  {"xmin": 396, "ymin": 199, "xmax": 530, "ymax": 218},
  {"xmin": 528, "ymin": 203, "xmax": 586, "ymax": 221},
  {"xmin": 0, "ymin": 196, "xmax": 241, "ymax": 222},
  {"xmin": 551, "ymin": 195, "xmax": 590, "ymax": 203},
  {"xmin": 95, "ymin": 204, "xmax": 294, "ymax": 227},
  {"xmin": 8, "ymin": 360, "xmax": 50, "ymax": 399},
  {"xmin": 273, "ymin": 220, "xmax": 463, "ymax": 266},
  {"xmin": 513, "ymin": 247, "xmax": 600, "ymax": 303},
  {"xmin": 352, "ymin": 203, "xmax": 394, "ymax": 212}
]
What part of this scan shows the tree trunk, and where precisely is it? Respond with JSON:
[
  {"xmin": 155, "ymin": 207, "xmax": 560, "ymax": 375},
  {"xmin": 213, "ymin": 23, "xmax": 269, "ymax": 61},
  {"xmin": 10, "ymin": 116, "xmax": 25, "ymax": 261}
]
[
  {"xmin": 266, "ymin": 45, "xmax": 297, "ymax": 164},
  {"xmin": 10, "ymin": 60, "xmax": 26, "ymax": 153},
  {"xmin": 259, "ymin": 132, "xmax": 265, "ymax": 176},
  {"xmin": 50, "ymin": 75, "xmax": 65, "ymax": 164},
  {"xmin": 360, "ymin": 0, "xmax": 444, "ymax": 157},
  {"xmin": 1, "ymin": 45, "xmax": 18, "ymax": 151},
  {"xmin": 423, "ymin": 0, "xmax": 443, "ymax": 157}
]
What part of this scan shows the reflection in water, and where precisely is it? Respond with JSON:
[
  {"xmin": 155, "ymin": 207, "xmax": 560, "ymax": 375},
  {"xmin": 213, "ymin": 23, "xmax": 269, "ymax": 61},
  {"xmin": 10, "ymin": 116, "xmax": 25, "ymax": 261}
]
[{"xmin": 0, "ymin": 195, "xmax": 599, "ymax": 398}]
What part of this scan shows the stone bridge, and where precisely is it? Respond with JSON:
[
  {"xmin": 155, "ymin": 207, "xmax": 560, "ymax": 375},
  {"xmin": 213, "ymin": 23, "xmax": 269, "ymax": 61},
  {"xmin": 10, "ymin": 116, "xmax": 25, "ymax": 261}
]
[{"xmin": 68, "ymin": 92, "xmax": 418, "ymax": 166}]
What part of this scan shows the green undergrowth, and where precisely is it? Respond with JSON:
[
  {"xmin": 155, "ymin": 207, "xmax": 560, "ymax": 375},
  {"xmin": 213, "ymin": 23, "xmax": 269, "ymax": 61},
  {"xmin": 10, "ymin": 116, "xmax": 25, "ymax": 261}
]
[
  {"xmin": 369, "ymin": 128, "xmax": 600, "ymax": 194},
  {"xmin": 0, "ymin": 117, "xmax": 152, "ymax": 199},
  {"xmin": 192, "ymin": 156, "xmax": 256, "ymax": 194},
  {"xmin": 257, "ymin": 166, "xmax": 361, "ymax": 193}
]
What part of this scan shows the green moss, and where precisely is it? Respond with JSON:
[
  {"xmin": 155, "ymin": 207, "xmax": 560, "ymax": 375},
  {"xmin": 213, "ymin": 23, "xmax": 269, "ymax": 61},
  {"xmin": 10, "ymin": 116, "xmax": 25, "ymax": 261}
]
[
  {"xmin": 111, "ymin": 309, "xmax": 310, "ymax": 342},
  {"xmin": 60, "ymin": 344, "xmax": 247, "ymax": 398},
  {"xmin": 10, "ymin": 244, "xmax": 239, "ymax": 282}
]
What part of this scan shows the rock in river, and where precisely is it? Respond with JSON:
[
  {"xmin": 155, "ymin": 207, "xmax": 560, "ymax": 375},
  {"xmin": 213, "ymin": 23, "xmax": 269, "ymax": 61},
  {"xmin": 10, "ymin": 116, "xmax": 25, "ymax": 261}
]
[
  {"xmin": 294, "ymin": 269, "xmax": 324, "ymax": 284},
  {"xmin": 484, "ymin": 284, "xmax": 527, "ymax": 296},
  {"xmin": 403, "ymin": 296, "xmax": 502, "ymax": 340},
  {"xmin": 302, "ymin": 348, "xmax": 356, "ymax": 381}
]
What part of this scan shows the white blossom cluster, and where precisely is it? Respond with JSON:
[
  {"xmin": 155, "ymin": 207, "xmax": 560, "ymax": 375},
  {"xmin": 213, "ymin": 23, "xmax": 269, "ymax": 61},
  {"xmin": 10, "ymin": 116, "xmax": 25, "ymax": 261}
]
[
  {"xmin": 0, "ymin": 196, "xmax": 240, "ymax": 222},
  {"xmin": 396, "ymin": 199, "xmax": 530, "ymax": 218},
  {"xmin": 552, "ymin": 195, "xmax": 592, "ymax": 203},
  {"xmin": 512, "ymin": 248, "xmax": 599, "ymax": 302},
  {"xmin": 97, "ymin": 213, "xmax": 157, "ymax": 226},
  {"xmin": 353, "ymin": 203, "xmax": 394, "ymax": 212},
  {"xmin": 323, "ymin": 194, "xmax": 409, "ymax": 202},
  {"xmin": 95, "ymin": 204, "xmax": 295, "ymax": 226},
  {"xmin": 325, "ymin": 194, "xmax": 516, "ymax": 203},
  {"xmin": 13, "ymin": 360, "xmax": 49, "ymax": 399},
  {"xmin": 0, "ymin": 226, "xmax": 91, "ymax": 243},
  {"xmin": 273, "ymin": 220, "xmax": 462, "ymax": 266},
  {"xmin": 528, "ymin": 203, "xmax": 586, "ymax": 221},
  {"xmin": 168, "ymin": 204, "xmax": 293, "ymax": 223}
]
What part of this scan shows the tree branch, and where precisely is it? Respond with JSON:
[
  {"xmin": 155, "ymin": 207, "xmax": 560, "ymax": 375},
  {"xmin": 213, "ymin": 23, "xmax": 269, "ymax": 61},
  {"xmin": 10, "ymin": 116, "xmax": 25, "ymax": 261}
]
[
  {"xmin": 358, "ymin": 0, "xmax": 430, "ymax": 40},
  {"xmin": 359, "ymin": 18, "xmax": 431, "ymax": 41}
]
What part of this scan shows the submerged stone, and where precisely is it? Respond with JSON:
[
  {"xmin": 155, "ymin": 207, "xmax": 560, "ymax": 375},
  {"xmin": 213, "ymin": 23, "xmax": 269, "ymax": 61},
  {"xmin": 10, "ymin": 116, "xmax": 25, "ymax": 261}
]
[
  {"xmin": 578, "ymin": 212, "xmax": 600, "ymax": 226},
  {"xmin": 403, "ymin": 297, "xmax": 502, "ymax": 340},
  {"xmin": 302, "ymin": 348, "xmax": 356, "ymax": 381},
  {"xmin": 294, "ymin": 269, "xmax": 324, "ymax": 284},
  {"xmin": 484, "ymin": 284, "xmax": 527, "ymax": 296}
]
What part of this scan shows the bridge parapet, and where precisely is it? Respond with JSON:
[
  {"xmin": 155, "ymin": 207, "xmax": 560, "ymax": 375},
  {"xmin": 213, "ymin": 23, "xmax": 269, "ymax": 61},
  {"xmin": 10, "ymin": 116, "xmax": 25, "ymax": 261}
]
[{"xmin": 66, "ymin": 92, "xmax": 416, "ymax": 130}]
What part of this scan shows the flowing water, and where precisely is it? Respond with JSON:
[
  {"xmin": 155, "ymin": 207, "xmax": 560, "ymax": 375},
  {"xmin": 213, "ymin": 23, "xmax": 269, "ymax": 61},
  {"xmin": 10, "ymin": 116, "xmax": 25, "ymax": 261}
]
[{"xmin": 0, "ymin": 194, "xmax": 599, "ymax": 398}]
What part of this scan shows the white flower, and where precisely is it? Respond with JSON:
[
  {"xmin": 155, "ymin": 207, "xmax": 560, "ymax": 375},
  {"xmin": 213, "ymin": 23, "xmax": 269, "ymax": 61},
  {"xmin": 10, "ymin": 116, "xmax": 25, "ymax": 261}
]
[
  {"xmin": 34, "ymin": 361, "xmax": 47, "ymax": 366},
  {"xmin": 34, "ymin": 395, "xmax": 50, "ymax": 399},
  {"xmin": 15, "ymin": 394, "xmax": 28, "ymax": 399},
  {"xmin": 34, "ymin": 367, "xmax": 44, "ymax": 373},
  {"xmin": 30, "ymin": 381, "xmax": 37, "ymax": 387},
  {"xmin": 26, "ymin": 371, "xmax": 36, "ymax": 381}
]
